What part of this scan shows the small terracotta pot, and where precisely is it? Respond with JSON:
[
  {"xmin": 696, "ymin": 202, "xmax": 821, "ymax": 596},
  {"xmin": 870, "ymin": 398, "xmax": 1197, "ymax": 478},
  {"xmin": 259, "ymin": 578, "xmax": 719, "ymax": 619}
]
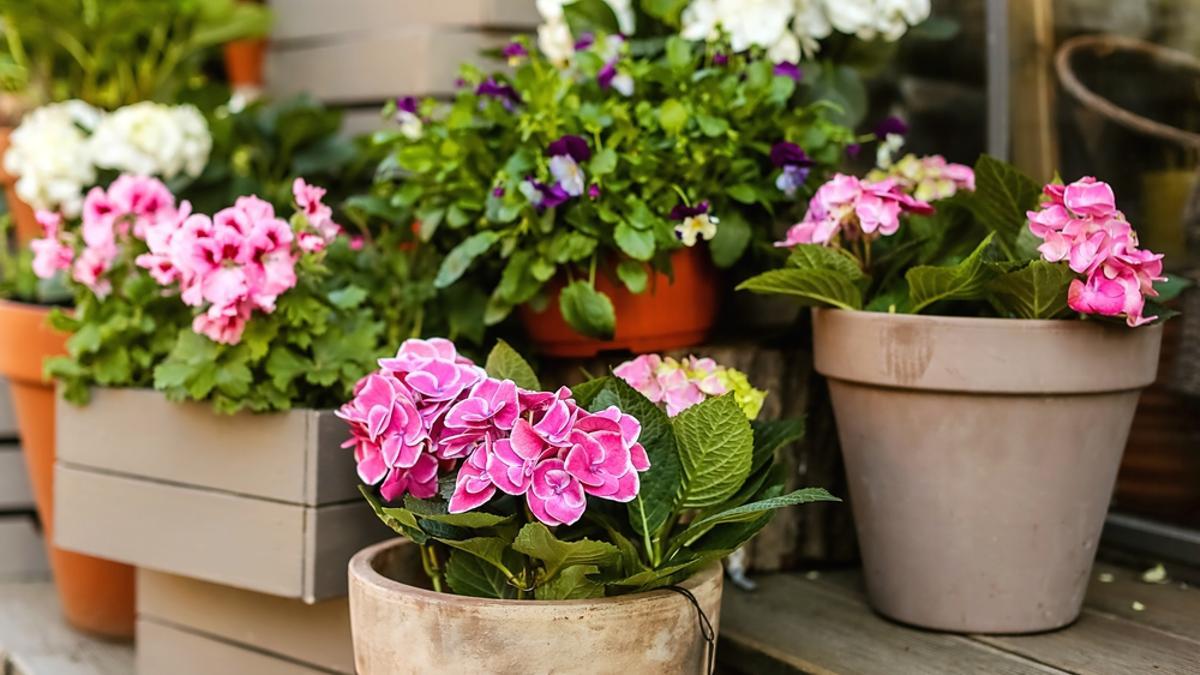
[
  {"xmin": 0, "ymin": 126, "xmax": 41, "ymax": 244},
  {"xmin": 223, "ymin": 38, "xmax": 267, "ymax": 89},
  {"xmin": 0, "ymin": 300, "xmax": 135, "ymax": 639},
  {"xmin": 520, "ymin": 247, "xmax": 720, "ymax": 358},
  {"xmin": 349, "ymin": 539, "xmax": 723, "ymax": 674},
  {"xmin": 814, "ymin": 309, "xmax": 1162, "ymax": 634}
]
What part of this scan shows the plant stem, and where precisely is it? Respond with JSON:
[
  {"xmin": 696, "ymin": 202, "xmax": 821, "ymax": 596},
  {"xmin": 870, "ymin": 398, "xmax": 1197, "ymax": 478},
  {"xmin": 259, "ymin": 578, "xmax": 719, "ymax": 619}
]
[{"xmin": 419, "ymin": 544, "xmax": 443, "ymax": 593}]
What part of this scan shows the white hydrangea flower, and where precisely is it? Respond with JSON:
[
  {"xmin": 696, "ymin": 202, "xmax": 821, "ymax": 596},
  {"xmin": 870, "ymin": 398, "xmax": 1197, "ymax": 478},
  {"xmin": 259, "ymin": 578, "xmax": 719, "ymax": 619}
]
[
  {"xmin": 536, "ymin": 0, "xmax": 637, "ymax": 65},
  {"xmin": 89, "ymin": 102, "xmax": 211, "ymax": 179},
  {"xmin": 3, "ymin": 100, "xmax": 102, "ymax": 216},
  {"xmin": 681, "ymin": 0, "xmax": 796, "ymax": 56}
]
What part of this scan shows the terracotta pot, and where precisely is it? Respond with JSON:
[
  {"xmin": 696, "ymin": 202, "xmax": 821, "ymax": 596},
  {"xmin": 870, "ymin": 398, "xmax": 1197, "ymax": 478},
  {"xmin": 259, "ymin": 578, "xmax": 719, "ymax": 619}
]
[
  {"xmin": 349, "ymin": 539, "xmax": 723, "ymax": 674},
  {"xmin": 224, "ymin": 39, "xmax": 267, "ymax": 89},
  {"xmin": 520, "ymin": 247, "xmax": 720, "ymax": 358},
  {"xmin": 813, "ymin": 309, "xmax": 1162, "ymax": 634},
  {"xmin": 0, "ymin": 126, "xmax": 41, "ymax": 244},
  {"xmin": 0, "ymin": 300, "xmax": 135, "ymax": 639}
]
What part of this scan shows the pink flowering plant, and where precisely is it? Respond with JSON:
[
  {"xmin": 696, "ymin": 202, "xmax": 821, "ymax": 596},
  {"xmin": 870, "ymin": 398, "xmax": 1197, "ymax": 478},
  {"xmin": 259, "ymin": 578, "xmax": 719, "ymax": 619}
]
[
  {"xmin": 346, "ymin": 338, "xmax": 835, "ymax": 599},
  {"xmin": 739, "ymin": 155, "xmax": 1185, "ymax": 325},
  {"xmin": 39, "ymin": 175, "xmax": 432, "ymax": 413}
]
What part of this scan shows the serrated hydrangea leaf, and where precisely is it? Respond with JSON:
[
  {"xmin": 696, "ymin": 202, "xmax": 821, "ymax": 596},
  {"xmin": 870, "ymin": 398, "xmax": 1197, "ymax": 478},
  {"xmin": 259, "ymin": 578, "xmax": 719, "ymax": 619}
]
[
  {"xmin": 484, "ymin": 339, "xmax": 540, "ymax": 390},
  {"xmin": 786, "ymin": 244, "xmax": 867, "ymax": 279},
  {"xmin": 737, "ymin": 268, "xmax": 863, "ymax": 310},
  {"xmin": 512, "ymin": 522, "xmax": 620, "ymax": 583},
  {"xmin": 444, "ymin": 549, "xmax": 514, "ymax": 599},
  {"xmin": 672, "ymin": 393, "xmax": 754, "ymax": 509},
  {"xmin": 750, "ymin": 418, "xmax": 806, "ymax": 475},
  {"xmin": 986, "ymin": 260, "xmax": 1075, "ymax": 319},
  {"xmin": 966, "ymin": 155, "xmax": 1042, "ymax": 257},
  {"xmin": 906, "ymin": 233, "xmax": 998, "ymax": 313},
  {"xmin": 534, "ymin": 564, "xmax": 606, "ymax": 600},
  {"xmin": 671, "ymin": 487, "xmax": 839, "ymax": 550}
]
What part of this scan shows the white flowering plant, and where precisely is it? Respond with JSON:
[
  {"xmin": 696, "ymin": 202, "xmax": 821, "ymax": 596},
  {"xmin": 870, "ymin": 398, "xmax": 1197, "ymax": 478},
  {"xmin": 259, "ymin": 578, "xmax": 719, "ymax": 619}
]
[{"xmin": 368, "ymin": 29, "xmax": 855, "ymax": 340}]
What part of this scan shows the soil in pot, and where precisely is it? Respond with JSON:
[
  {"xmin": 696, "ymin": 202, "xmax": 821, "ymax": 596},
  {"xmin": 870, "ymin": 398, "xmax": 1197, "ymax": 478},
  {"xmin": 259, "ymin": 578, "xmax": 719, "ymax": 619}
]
[
  {"xmin": 814, "ymin": 309, "xmax": 1163, "ymax": 634},
  {"xmin": 348, "ymin": 538, "xmax": 723, "ymax": 675},
  {"xmin": 0, "ymin": 300, "xmax": 135, "ymax": 639},
  {"xmin": 520, "ymin": 247, "xmax": 720, "ymax": 358}
]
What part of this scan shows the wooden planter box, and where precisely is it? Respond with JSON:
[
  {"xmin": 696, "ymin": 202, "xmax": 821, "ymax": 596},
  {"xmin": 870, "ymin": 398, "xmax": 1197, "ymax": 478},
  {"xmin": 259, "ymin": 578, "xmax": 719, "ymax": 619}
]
[
  {"xmin": 137, "ymin": 569, "xmax": 353, "ymax": 674},
  {"xmin": 53, "ymin": 388, "xmax": 389, "ymax": 601}
]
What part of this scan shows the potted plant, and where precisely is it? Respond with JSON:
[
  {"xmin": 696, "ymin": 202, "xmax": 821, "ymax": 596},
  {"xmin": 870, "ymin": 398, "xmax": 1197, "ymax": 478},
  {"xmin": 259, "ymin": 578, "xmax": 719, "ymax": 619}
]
[
  {"xmin": 342, "ymin": 337, "xmax": 836, "ymax": 673},
  {"xmin": 738, "ymin": 154, "xmax": 1182, "ymax": 633},
  {"xmin": 367, "ymin": 7, "xmax": 863, "ymax": 356}
]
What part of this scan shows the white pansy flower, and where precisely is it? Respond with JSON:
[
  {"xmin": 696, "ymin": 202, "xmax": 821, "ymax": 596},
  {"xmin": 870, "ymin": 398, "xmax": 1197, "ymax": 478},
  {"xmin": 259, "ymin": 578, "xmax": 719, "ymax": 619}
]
[
  {"xmin": 3, "ymin": 100, "xmax": 101, "ymax": 216},
  {"xmin": 396, "ymin": 111, "xmax": 424, "ymax": 140},
  {"xmin": 676, "ymin": 213, "xmax": 719, "ymax": 247},
  {"xmin": 549, "ymin": 155, "xmax": 586, "ymax": 196},
  {"xmin": 89, "ymin": 102, "xmax": 211, "ymax": 179},
  {"xmin": 538, "ymin": 18, "xmax": 576, "ymax": 65}
]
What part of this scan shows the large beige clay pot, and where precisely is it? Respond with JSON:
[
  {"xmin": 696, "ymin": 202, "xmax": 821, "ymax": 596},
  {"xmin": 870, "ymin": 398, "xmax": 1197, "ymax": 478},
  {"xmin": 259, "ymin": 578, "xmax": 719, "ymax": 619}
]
[
  {"xmin": 814, "ymin": 309, "xmax": 1162, "ymax": 634},
  {"xmin": 349, "ymin": 539, "xmax": 722, "ymax": 675}
]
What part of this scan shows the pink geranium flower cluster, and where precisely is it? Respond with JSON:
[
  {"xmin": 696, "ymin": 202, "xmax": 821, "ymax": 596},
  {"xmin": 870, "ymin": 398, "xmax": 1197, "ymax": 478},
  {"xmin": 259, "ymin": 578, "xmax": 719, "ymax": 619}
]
[
  {"xmin": 337, "ymin": 339, "xmax": 650, "ymax": 527},
  {"xmin": 135, "ymin": 178, "xmax": 340, "ymax": 344},
  {"xmin": 1027, "ymin": 177, "xmax": 1165, "ymax": 327},
  {"xmin": 776, "ymin": 173, "xmax": 933, "ymax": 247},
  {"xmin": 31, "ymin": 175, "xmax": 180, "ymax": 297}
]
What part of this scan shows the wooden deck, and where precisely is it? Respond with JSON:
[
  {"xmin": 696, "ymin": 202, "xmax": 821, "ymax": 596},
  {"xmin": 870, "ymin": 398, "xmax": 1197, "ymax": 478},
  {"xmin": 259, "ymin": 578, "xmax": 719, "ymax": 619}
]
[{"xmin": 719, "ymin": 561, "xmax": 1200, "ymax": 675}]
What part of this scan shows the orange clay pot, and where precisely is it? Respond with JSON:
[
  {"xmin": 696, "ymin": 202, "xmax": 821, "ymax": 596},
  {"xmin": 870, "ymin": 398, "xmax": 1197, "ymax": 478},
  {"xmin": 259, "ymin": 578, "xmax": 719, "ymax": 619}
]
[
  {"xmin": 0, "ymin": 300, "xmax": 135, "ymax": 639},
  {"xmin": 224, "ymin": 38, "xmax": 267, "ymax": 89},
  {"xmin": 0, "ymin": 127, "xmax": 41, "ymax": 244},
  {"xmin": 520, "ymin": 247, "xmax": 720, "ymax": 358}
]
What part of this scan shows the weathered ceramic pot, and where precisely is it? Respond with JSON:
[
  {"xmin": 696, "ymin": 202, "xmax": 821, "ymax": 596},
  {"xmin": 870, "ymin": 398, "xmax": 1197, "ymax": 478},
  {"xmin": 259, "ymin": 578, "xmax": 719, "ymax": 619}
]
[
  {"xmin": 349, "ymin": 539, "xmax": 723, "ymax": 674},
  {"xmin": 814, "ymin": 309, "xmax": 1162, "ymax": 634}
]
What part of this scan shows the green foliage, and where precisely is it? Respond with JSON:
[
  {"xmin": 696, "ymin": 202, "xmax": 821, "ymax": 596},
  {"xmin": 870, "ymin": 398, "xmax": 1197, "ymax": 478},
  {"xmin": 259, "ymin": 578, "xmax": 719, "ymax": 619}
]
[
  {"xmin": 737, "ymin": 243, "xmax": 867, "ymax": 310},
  {"xmin": 905, "ymin": 233, "xmax": 997, "ymax": 313},
  {"xmin": 483, "ymin": 339, "xmax": 540, "ymax": 390},
  {"xmin": 363, "ymin": 348, "xmax": 838, "ymax": 600},
  {"xmin": 365, "ymin": 32, "xmax": 855, "ymax": 339},
  {"xmin": 987, "ymin": 260, "xmax": 1075, "ymax": 319},
  {"xmin": 0, "ymin": 0, "xmax": 271, "ymax": 108}
]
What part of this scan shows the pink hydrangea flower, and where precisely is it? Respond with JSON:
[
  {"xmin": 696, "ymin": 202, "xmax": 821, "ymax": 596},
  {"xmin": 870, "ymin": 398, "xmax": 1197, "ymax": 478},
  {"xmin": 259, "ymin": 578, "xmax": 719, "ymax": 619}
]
[
  {"xmin": 868, "ymin": 154, "xmax": 975, "ymax": 202},
  {"xmin": 341, "ymin": 339, "xmax": 652, "ymax": 525},
  {"xmin": 615, "ymin": 354, "xmax": 767, "ymax": 419},
  {"xmin": 1026, "ymin": 176, "xmax": 1165, "ymax": 327},
  {"xmin": 776, "ymin": 173, "xmax": 933, "ymax": 247}
]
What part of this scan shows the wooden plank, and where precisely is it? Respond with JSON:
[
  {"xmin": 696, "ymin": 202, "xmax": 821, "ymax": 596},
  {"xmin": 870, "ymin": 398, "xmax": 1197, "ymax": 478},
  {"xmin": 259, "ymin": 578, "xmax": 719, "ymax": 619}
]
[
  {"xmin": 1084, "ymin": 562, "xmax": 1200, "ymax": 642},
  {"xmin": 137, "ymin": 620, "xmax": 329, "ymax": 675},
  {"xmin": 54, "ymin": 465, "xmax": 307, "ymax": 598},
  {"xmin": 0, "ymin": 581, "xmax": 133, "ymax": 675},
  {"xmin": 719, "ymin": 574, "xmax": 1066, "ymax": 675},
  {"xmin": 270, "ymin": 0, "xmax": 539, "ymax": 42},
  {"xmin": 267, "ymin": 30, "xmax": 507, "ymax": 103},
  {"xmin": 0, "ymin": 516, "xmax": 47, "ymax": 582},
  {"xmin": 0, "ymin": 445, "xmax": 32, "ymax": 510},
  {"xmin": 54, "ymin": 465, "xmax": 390, "ymax": 601},
  {"xmin": 138, "ymin": 570, "xmax": 353, "ymax": 673},
  {"xmin": 975, "ymin": 609, "xmax": 1200, "ymax": 674},
  {"xmin": 57, "ymin": 388, "xmax": 356, "ymax": 506},
  {"xmin": 0, "ymin": 379, "xmax": 17, "ymax": 438}
]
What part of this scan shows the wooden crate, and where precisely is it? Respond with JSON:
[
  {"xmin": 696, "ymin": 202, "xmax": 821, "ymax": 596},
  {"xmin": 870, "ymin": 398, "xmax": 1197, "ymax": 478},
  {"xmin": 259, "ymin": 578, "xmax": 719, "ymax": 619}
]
[
  {"xmin": 270, "ymin": 0, "xmax": 539, "ymax": 42},
  {"xmin": 54, "ymin": 388, "xmax": 391, "ymax": 602},
  {"xmin": 136, "ymin": 569, "xmax": 353, "ymax": 674}
]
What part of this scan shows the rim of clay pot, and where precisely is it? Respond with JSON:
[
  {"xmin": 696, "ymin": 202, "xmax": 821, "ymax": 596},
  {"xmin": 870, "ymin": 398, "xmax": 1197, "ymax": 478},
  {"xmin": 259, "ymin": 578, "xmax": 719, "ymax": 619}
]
[
  {"xmin": 350, "ymin": 537, "xmax": 720, "ymax": 608},
  {"xmin": 812, "ymin": 307, "xmax": 1164, "ymax": 394}
]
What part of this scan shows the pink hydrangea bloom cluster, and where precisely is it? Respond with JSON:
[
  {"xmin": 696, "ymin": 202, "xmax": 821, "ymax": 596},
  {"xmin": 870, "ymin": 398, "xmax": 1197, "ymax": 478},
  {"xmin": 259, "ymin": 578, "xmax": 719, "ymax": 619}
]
[
  {"xmin": 135, "ymin": 178, "xmax": 340, "ymax": 344},
  {"xmin": 614, "ymin": 354, "xmax": 766, "ymax": 419},
  {"xmin": 31, "ymin": 175, "xmax": 180, "ymax": 297},
  {"xmin": 337, "ymin": 339, "xmax": 650, "ymax": 527},
  {"xmin": 1026, "ymin": 177, "xmax": 1165, "ymax": 327},
  {"xmin": 776, "ymin": 173, "xmax": 934, "ymax": 248}
]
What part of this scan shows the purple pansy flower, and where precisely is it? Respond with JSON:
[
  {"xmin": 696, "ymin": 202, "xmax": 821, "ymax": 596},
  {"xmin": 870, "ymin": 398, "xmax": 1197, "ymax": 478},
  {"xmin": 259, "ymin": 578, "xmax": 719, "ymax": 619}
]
[
  {"xmin": 475, "ymin": 78, "xmax": 521, "ymax": 109},
  {"xmin": 874, "ymin": 116, "xmax": 908, "ymax": 139},
  {"xmin": 773, "ymin": 62, "xmax": 803, "ymax": 82},
  {"xmin": 503, "ymin": 41, "xmax": 529, "ymax": 62},
  {"xmin": 546, "ymin": 135, "xmax": 592, "ymax": 163},
  {"xmin": 598, "ymin": 61, "xmax": 617, "ymax": 89},
  {"xmin": 713, "ymin": 53, "xmax": 729, "ymax": 66},
  {"xmin": 588, "ymin": 184, "xmax": 601, "ymax": 200},
  {"xmin": 574, "ymin": 33, "xmax": 595, "ymax": 51},
  {"xmin": 492, "ymin": 185, "xmax": 506, "ymax": 198},
  {"xmin": 546, "ymin": 135, "xmax": 591, "ymax": 197},
  {"xmin": 669, "ymin": 200, "xmax": 711, "ymax": 221},
  {"xmin": 396, "ymin": 97, "xmax": 419, "ymax": 115},
  {"xmin": 771, "ymin": 142, "xmax": 814, "ymax": 197},
  {"xmin": 846, "ymin": 143, "xmax": 862, "ymax": 158},
  {"xmin": 521, "ymin": 178, "xmax": 571, "ymax": 211}
]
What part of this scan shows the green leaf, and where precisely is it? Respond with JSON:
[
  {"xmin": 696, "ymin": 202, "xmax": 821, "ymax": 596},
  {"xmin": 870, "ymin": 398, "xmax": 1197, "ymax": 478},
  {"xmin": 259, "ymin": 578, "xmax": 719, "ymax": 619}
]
[
  {"xmin": 445, "ymin": 549, "xmax": 515, "ymax": 599},
  {"xmin": 616, "ymin": 259, "xmax": 649, "ymax": 294},
  {"xmin": 672, "ymin": 488, "xmax": 840, "ymax": 550},
  {"xmin": 435, "ymin": 231, "xmax": 498, "ymax": 288},
  {"xmin": 535, "ymin": 565, "xmax": 605, "ymax": 600},
  {"xmin": 513, "ymin": 522, "xmax": 621, "ymax": 584},
  {"xmin": 614, "ymin": 222, "xmax": 655, "ymax": 261},
  {"xmin": 666, "ymin": 36, "xmax": 693, "ymax": 70},
  {"xmin": 435, "ymin": 537, "xmax": 517, "ymax": 579},
  {"xmin": 359, "ymin": 485, "xmax": 427, "ymax": 544},
  {"xmin": 967, "ymin": 155, "xmax": 1042, "ymax": 258},
  {"xmin": 328, "ymin": 285, "xmax": 367, "ymax": 309},
  {"xmin": 401, "ymin": 497, "xmax": 515, "ymax": 529},
  {"xmin": 484, "ymin": 339, "xmax": 540, "ymax": 390},
  {"xmin": 906, "ymin": 233, "xmax": 999, "ymax": 313},
  {"xmin": 1154, "ymin": 274, "xmax": 1192, "ymax": 303},
  {"xmin": 750, "ymin": 418, "xmax": 806, "ymax": 475},
  {"xmin": 673, "ymin": 394, "xmax": 754, "ymax": 509},
  {"xmin": 987, "ymin": 260, "xmax": 1075, "ymax": 319},
  {"xmin": 590, "ymin": 148, "xmax": 618, "ymax": 177},
  {"xmin": 787, "ymin": 244, "xmax": 867, "ymax": 280},
  {"xmin": 727, "ymin": 184, "xmax": 757, "ymax": 204},
  {"xmin": 737, "ymin": 268, "xmax": 863, "ymax": 310},
  {"xmin": 559, "ymin": 281, "xmax": 616, "ymax": 340},
  {"xmin": 709, "ymin": 210, "xmax": 750, "ymax": 268},
  {"xmin": 659, "ymin": 99, "xmax": 688, "ymax": 135},
  {"xmin": 562, "ymin": 0, "xmax": 620, "ymax": 34}
]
